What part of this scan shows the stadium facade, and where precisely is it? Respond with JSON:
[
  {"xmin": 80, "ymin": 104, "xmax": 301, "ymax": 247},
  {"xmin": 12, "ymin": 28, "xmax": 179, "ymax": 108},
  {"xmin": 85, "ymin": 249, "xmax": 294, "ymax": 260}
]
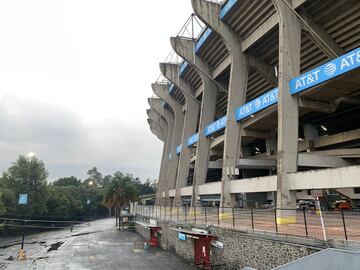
[{"xmin": 147, "ymin": 0, "xmax": 360, "ymax": 223}]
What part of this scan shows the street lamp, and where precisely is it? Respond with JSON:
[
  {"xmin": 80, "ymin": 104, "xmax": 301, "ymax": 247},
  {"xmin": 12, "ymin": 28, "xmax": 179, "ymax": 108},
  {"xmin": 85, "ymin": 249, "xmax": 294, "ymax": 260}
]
[{"xmin": 18, "ymin": 152, "xmax": 36, "ymax": 260}]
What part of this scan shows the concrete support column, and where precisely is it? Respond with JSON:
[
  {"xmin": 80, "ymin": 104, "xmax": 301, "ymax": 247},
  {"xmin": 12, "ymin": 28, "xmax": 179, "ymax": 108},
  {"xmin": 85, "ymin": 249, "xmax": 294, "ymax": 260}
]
[
  {"xmin": 160, "ymin": 63, "xmax": 201, "ymax": 207},
  {"xmin": 148, "ymin": 97, "xmax": 183, "ymax": 207},
  {"xmin": 303, "ymin": 124, "xmax": 318, "ymax": 151},
  {"xmin": 273, "ymin": 0, "xmax": 301, "ymax": 224},
  {"xmin": 192, "ymin": 0, "xmax": 248, "ymax": 209},
  {"xmin": 152, "ymin": 83, "xmax": 184, "ymax": 206},
  {"xmin": 147, "ymin": 109, "xmax": 171, "ymax": 206},
  {"xmin": 147, "ymin": 117, "xmax": 169, "ymax": 205},
  {"xmin": 170, "ymin": 36, "xmax": 218, "ymax": 207}
]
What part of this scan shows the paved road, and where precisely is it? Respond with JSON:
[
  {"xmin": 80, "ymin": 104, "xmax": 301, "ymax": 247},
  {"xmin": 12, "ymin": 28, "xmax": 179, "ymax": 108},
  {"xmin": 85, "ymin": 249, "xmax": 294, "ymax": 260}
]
[{"xmin": 0, "ymin": 219, "xmax": 194, "ymax": 270}]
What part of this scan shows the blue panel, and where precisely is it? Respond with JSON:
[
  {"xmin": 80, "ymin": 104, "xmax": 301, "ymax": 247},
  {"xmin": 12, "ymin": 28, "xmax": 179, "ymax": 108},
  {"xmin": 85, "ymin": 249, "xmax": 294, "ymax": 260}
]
[
  {"xmin": 179, "ymin": 61, "xmax": 188, "ymax": 77},
  {"xmin": 204, "ymin": 115, "xmax": 227, "ymax": 137},
  {"xmin": 18, "ymin": 194, "xmax": 28, "ymax": 205},
  {"xmin": 290, "ymin": 47, "xmax": 360, "ymax": 95},
  {"xmin": 168, "ymin": 83, "xmax": 175, "ymax": 94},
  {"xmin": 178, "ymin": 232, "xmax": 186, "ymax": 241},
  {"xmin": 187, "ymin": 133, "xmax": 199, "ymax": 147},
  {"xmin": 195, "ymin": 28, "xmax": 212, "ymax": 54},
  {"xmin": 235, "ymin": 88, "xmax": 278, "ymax": 121},
  {"xmin": 219, "ymin": 0, "xmax": 237, "ymax": 20},
  {"xmin": 176, "ymin": 145, "xmax": 182, "ymax": 155}
]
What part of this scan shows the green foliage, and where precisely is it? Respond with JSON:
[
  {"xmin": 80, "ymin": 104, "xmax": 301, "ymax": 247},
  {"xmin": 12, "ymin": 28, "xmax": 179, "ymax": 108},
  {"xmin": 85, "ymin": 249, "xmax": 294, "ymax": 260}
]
[
  {"xmin": 53, "ymin": 176, "xmax": 81, "ymax": 187},
  {"xmin": 87, "ymin": 167, "xmax": 103, "ymax": 186},
  {"xmin": 103, "ymin": 172, "xmax": 139, "ymax": 210},
  {"xmin": 129, "ymin": 177, "xmax": 156, "ymax": 195},
  {"xmin": 0, "ymin": 155, "xmax": 154, "ymax": 229}
]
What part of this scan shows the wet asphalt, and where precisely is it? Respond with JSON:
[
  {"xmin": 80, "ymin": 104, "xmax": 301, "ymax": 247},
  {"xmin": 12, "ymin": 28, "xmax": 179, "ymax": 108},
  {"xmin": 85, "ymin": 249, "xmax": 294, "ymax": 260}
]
[{"xmin": 0, "ymin": 218, "xmax": 194, "ymax": 270}]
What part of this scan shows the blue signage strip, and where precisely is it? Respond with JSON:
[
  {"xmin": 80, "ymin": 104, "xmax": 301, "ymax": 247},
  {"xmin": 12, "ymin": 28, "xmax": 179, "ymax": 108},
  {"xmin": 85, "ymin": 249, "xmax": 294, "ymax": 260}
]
[
  {"xmin": 18, "ymin": 194, "xmax": 28, "ymax": 205},
  {"xmin": 176, "ymin": 145, "xmax": 182, "ymax": 155},
  {"xmin": 219, "ymin": 0, "xmax": 237, "ymax": 20},
  {"xmin": 179, "ymin": 61, "xmax": 189, "ymax": 77},
  {"xmin": 195, "ymin": 28, "xmax": 212, "ymax": 53},
  {"xmin": 187, "ymin": 133, "xmax": 199, "ymax": 147},
  {"xmin": 290, "ymin": 47, "xmax": 360, "ymax": 95},
  {"xmin": 204, "ymin": 116, "xmax": 227, "ymax": 137},
  {"xmin": 235, "ymin": 88, "xmax": 278, "ymax": 121},
  {"xmin": 168, "ymin": 83, "xmax": 175, "ymax": 94},
  {"xmin": 178, "ymin": 232, "xmax": 186, "ymax": 241}
]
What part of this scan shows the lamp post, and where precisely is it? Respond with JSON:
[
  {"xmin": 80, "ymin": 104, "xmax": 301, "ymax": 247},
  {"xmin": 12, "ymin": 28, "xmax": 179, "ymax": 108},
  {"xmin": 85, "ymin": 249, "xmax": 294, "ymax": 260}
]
[
  {"xmin": 18, "ymin": 152, "xmax": 36, "ymax": 260},
  {"xmin": 86, "ymin": 180, "xmax": 95, "ymax": 221}
]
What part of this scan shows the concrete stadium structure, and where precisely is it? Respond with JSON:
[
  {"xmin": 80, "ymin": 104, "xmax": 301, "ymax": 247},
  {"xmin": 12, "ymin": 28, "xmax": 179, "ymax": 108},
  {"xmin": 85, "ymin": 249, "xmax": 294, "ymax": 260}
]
[{"xmin": 147, "ymin": 0, "xmax": 360, "ymax": 224}]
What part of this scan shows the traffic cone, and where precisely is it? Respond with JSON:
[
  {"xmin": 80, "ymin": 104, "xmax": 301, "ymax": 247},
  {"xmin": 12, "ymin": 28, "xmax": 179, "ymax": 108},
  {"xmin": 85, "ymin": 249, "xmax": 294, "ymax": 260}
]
[{"xmin": 17, "ymin": 249, "xmax": 26, "ymax": 260}]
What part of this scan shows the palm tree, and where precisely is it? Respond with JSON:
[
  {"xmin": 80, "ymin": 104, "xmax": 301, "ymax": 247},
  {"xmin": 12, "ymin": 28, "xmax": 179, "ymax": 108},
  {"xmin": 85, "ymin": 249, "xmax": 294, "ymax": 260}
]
[{"xmin": 103, "ymin": 175, "xmax": 138, "ymax": 227}]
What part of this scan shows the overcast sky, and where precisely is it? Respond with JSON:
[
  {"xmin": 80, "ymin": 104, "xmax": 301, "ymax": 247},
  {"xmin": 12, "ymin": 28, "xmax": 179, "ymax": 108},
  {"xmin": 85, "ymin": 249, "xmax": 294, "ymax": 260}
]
[{"xmin": 0, "ymin": 1, "xmax": 194, "ymax": 181}]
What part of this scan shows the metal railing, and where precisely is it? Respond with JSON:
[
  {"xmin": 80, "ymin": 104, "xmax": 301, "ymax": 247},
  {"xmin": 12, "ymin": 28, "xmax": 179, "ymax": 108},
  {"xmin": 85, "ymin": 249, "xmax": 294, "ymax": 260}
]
[{"xmin": 134, "ymin": 205, "xmax": 360, "ymax": 242}]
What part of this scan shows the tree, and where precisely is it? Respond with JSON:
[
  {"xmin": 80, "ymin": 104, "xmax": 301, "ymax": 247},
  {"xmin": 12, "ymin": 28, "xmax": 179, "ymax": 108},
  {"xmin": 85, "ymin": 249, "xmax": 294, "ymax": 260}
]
[
  {"xmin": 1, "ymin": 155, "xmax": 49, "ymax": 216},
  {"xmin": 53, "ymin": 176, "xmax": 81, "ymax": 187},
  {"xmin": 103, "ymin": 173, "xmax": 139, "ymax": 212},
  {"xmin": 87, "ymin": 167, "xmax": 103, "ymax": 186}
]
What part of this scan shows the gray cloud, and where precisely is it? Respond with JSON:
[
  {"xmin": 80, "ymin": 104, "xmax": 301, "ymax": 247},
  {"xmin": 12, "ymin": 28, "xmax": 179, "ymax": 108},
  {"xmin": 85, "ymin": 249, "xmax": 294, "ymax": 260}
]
[{"xmin": 0, "ymin": 95, "xmax": 162, "ymax": 181}]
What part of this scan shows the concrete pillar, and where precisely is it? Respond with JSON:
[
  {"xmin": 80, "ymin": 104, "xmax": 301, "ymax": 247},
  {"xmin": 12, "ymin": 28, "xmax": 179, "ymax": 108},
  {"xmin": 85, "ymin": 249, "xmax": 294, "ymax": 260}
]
[
  {"xmin": 147, "ymin": 103, "xmax": 174, "ymax": 206},
  {"xmin": 147, "ymin": 109, "xmax": 171, "ymax": 205},
  {"xmin": 160, "ymin": 63, "xmax": 201, "ymax": 207},
  {"xmin": 152, "ymin": 83, "xmax": 185, "ymax": 206},
  {"xmin": 148, "ymin": 97, "xmax": 182, "ymax": 207},
  {"xmin": 192, "ymin": 0, "xmax": 248, "ymax": 209},
  {"xmin": 273, "ymin": 0, "xmax": 301, "ymax": 224},
  {"xmin": 147, "ymin": 117, "xmax": 168, "ymax": 205},
  {"xmin": 170, "ymin": 36, "xmax": 218, "ymax": 207},
  {"xmin": 303, "ymin": 124, "xmax": 318, "ymax": 151}
]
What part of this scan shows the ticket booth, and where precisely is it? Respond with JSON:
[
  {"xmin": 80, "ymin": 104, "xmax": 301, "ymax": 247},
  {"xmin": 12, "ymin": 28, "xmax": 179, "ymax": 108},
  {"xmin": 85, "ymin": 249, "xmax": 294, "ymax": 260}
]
[
  {"xmin": 136, "ymin": 220, "xmax": 161, "ymax": 248},
  {"xmin": 174, "ymin": 227, "xmax": 217, "ymax": 269}
]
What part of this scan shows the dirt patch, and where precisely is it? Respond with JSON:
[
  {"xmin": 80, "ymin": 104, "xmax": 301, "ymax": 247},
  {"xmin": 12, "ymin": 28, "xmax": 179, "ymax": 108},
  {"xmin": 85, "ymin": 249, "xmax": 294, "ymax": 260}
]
[
  {"xmin": 5, "ymin": 256, "xmax": 15, "ymax": 261},
  {"xmin": 47, "ymin": 241, "xmax": 64, "ymax": 252}
]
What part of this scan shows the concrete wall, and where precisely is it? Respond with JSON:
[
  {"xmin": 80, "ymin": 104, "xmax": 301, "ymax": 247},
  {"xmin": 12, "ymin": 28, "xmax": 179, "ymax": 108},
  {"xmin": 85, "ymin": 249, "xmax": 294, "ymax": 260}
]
[{"xmin": 210, "ymin": 227, "xmax": 319, "ymax": 270}]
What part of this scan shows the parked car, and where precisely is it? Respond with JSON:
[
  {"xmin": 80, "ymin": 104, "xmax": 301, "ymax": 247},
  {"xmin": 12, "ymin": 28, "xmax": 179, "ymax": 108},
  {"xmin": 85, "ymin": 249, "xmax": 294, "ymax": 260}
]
[{"xmin": 296, "ymin": 200, "xmax": 315, "ymax": 210}]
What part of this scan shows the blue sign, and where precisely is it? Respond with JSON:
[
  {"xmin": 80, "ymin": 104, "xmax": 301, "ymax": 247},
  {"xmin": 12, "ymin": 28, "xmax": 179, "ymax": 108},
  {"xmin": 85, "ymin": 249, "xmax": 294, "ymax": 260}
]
[
  {"xmin": 219, "ymin": 0, "xmax": 237, "ymax": 19},
  {"xmin": 235, "ymin": 88, "xmax": 278, "ymax": 121},
  {"xmin": 187, "ymin": 133, "xmax": 199, "ymax": 147},
  {"xmin": 18, "ymin": 194, "xmax": 28, "ymax": 205},
  {"xmin": 179, "ymin": 61, "xmax": 189, "ymax": 77},
  {"xmin": 195, "ymin": 27, "xmax": 212, "ymax": 53},
  {"xmin": 168, "ymin": 83, "xmax": 175, "ymax": 94},
  {"xmin": 204, "ymin": 115, "xmax": 227, "ymax": 137},
  {"xmin": 176, "ymin": 144, "xmax": 182, "ymax": 155},
  {"xmin": 290, "ymin": 47, "xmax": 360, "ymax": 95},
  {"xmin": 178, "ymin": 232, "xmax": 186, "ymax": 241}
]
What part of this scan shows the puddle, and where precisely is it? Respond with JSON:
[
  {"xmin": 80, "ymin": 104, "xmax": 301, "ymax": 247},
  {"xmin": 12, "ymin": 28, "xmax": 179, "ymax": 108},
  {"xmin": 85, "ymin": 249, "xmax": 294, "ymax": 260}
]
[
  {"xmin": 71, "ymin": 231, "xmax": 102, "ymax": 237},
  {"xmin": 47, "ymin": 241, "xmax": 64, "ymax": 252},
  {"xmin": 0, "ymin": 242, "xmax": 20, "ymax": 249}
]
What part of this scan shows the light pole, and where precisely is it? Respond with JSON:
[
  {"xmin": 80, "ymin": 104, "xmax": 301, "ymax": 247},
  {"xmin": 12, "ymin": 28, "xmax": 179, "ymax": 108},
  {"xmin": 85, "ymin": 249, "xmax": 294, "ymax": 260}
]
[
  {"xmin": 18, "ymin": 152, "xmax": 36, "ymax": 260},
  {"xmin": 86, "ymin": 180, "xmax": 95, "ymax": 221}
]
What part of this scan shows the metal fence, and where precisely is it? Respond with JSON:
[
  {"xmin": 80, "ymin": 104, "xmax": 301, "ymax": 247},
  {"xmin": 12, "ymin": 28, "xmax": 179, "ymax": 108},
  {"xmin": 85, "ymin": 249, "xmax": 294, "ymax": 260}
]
[{"xmin": 134, "ymin": 205, "xmax": 360, "ymax": 242}]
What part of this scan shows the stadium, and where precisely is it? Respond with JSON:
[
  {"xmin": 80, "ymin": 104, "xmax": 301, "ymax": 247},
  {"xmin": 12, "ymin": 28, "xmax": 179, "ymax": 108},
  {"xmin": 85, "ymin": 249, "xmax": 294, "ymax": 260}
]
[{"xmin": 146, "ymin": 0, "xmax": 360, "ymax": 225}]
